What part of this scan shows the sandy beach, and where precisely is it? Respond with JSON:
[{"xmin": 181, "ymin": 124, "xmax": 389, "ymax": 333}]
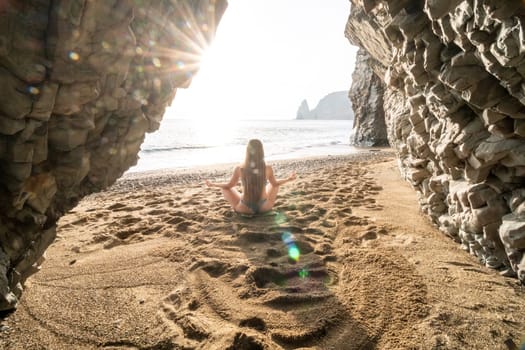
[{"xmin": 0, "ymin": 150, "xmax": 524, "ymax": 349}]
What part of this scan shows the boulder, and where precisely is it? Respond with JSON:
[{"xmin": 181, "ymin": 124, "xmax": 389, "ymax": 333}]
[
  {"xmin": 500, "ymin": 214, "xmax": 525, "ymax": 250},
  {"xmin": 467, "ymin": 184, "xmax": 498, "ymax": 209}
]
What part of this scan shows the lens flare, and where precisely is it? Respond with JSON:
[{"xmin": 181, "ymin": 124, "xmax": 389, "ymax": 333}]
[
  {"xmin": 274, "ymin": 212, "xmax": 287, "ymax": 225},
  {"xmin": 289, "ymin": 246, "xmax": 300, "ymax": 261},
  {"xmin": 27, "ymin": 86, "xmax": 40, "ymax": 95},
  {"xmin": 282, "ymin": 232, "xmax": 300, "ymax": 262},
  {"xmin": 152, "ymin": 57, "xmax": 162, "ymax": 67},
  {"xmin": 299, "ymin": 268, "xmax": 309, "ymax": 279},
  {"xmin": 68, "ymin": 51, "xmax": 80, "ymax": 61},
  {"xmin": 282, "ymin": 232, "xmax": 293, "ymax": 245}
]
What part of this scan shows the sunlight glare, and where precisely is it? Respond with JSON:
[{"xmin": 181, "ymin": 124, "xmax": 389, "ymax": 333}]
[
  {"xmin": 166, "ymin": 36, "xmax": 253, "ymax": 121},
  {"xmin": 165, "ymin": 0, "xmax": 357, "ymax": 121},
  {"xmin": 191, "ymin": 118, "xmax": 234, "ymax": 148}
]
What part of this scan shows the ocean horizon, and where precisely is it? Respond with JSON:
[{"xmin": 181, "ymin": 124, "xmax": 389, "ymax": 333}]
[{"xmin": 128, "ymin": 118, "xmax": 356, "ymax": 172}]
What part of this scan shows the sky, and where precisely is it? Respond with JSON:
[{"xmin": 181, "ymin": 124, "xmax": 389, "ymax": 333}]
[{"xmin": 166, "ymin": 0, "xmax": 358, "ymax": 120}]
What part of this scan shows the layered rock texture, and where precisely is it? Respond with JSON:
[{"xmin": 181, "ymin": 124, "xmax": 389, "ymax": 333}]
[
  {"xmin": 296, "ymin": 91, "xmax": 354, "ymax": 120},
  {"xmin": 349, "ymin": 48, "xmax": 389, "ymax": 146},
  {"xmin": 346, "ymin": 0, "xmax": 525, "ymax": 281},
  {"xmin": 0, "ymin": 0, "xmax": 226, "ymax": 310}
]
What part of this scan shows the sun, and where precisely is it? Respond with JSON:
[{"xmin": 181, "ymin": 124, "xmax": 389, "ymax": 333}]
[
  {"xmin": 165, "ymin": 32, "xmax": 251, "ymax": 122},
  {"xmin": 133, "ymin": 0, "xmax": 226, "ymax": 90},
  {"xmin": 140, "ymin": 0, "xmax": 243, "ymax": 121}
]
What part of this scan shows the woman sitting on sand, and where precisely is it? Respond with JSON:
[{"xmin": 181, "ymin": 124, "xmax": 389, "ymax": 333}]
[{"xmin": 205, "ymin": 139, "xmax": 296, "ymax": 215}]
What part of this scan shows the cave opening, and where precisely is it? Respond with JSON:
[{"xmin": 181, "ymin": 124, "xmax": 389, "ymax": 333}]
[{"xmin": 1, "ymin": 0, "xmax": 525, "ymax": 348}]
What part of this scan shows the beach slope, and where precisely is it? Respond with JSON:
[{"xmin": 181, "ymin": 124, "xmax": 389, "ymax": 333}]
[{"xmin": 1, "ymin": 152, "xmax": 524, "ymax": 349}]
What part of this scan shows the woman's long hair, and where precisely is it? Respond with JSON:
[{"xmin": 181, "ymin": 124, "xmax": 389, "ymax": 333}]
[{"xmin": 242, "ymin": 139, "xmax": 266, "ymax": 204}]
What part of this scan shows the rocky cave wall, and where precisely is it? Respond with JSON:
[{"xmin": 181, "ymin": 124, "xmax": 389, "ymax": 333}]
[
  {"xmin": 0, "ymin": 0, "xmax": 227, "ymax": 311},
  {"xmin": 346, "ymin": 0, "xmax": 525, "ymax": 281},
  {"xmin": 349, "ymin": 48, "xmax": 389, "ymax": 146}
]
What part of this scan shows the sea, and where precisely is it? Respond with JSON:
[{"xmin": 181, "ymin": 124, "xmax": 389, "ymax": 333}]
[{"xmin": 128, "ymin": 119, "xmax": 357, "ymax": 172}]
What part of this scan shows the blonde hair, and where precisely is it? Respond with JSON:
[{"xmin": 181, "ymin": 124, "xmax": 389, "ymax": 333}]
[{"xmin": 241, "ymin": 139, "xmax": 266, "ymax": 204}]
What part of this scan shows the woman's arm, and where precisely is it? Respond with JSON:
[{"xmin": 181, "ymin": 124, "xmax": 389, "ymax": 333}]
[
  {"xmin": 267, "ymin": 166, "xmax": 296, "ymax": 186},
  {"xmin": 205, "ymin": 166, "xmax": 241, "ymax": 189}
]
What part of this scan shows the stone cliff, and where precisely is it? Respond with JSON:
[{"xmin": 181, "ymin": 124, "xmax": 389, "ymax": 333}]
[
  {"xmin": 349, "ymin": 48, "xmax": 389, "ymax": 146},
  {"xmin": 296, "ymin": 91, "xmax": 354, "ymax": 120},
  {"xmin": 346, "ymin": 0, "xmax": 525, "ymax": 281},
  {"xmin": 0, "ymin": 0, "xmax": 226, "ymax": 310}
]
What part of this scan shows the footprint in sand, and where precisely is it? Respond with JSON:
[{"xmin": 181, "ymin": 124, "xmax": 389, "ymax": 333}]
[
  {"xmin": 294, "ymin": 214, "xmax": 321, "ymax": 225},
  {"xmin": 297, "ymin": 203, "xmax": 315, "ymax": 212},
  {"xmin": 303, "ymin": 227, "xmax": 324, "ymax": 236},
  {"xmin": 358, "ymin": 230, "xmax": 378, "ymax": 241},
  {"xmin": 314, "ymin": 242, "xmax": 332, "ymax": 255},
  {"xmin": 176, "ymin": 221, "xmax": 194, "ymax": 233},
  {"xmin": 342, "ymin": 216, "xmax": 369, "ymax": 227},
  {"xmin": 166, "ymin": 216, "xmax": 185, "ymax": 225},
  {"xmin": 337, "ymin": 207, "xmax": 353, "ymax": 216},
  {"xmin": 239, "ymin": 316, "xmax": 267, "ymax": 331},
  {"xmin": 145, "ymin": 208, "xmax": 166, "ymax": 216},
  {"xmin": 119, "ymin": 216, "xmax": 141, "ymax": 225},
  {"xmin": 108, "ymin": 203, "xmax": 144, "ymax": 212},
  {"xmin": 107, "ymin": 202, "xmax": 126, "ymax": 210},
  {"xmin": 310, "ymin": 194, "xmax": 330, "ymax": 202},
  {"xmin": 365, "ymin": 204, "xmax": 384, "ymax": 211}
]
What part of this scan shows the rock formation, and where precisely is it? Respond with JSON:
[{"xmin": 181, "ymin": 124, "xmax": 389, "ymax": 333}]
[
  {"xmin": 349, "ymin": 48, "xmax": 389, "ymax": 146},
  {"xmin": 346, "ymin": 0, "xmax": 525, "ymax": 281},
  {"xmin": 0, "ymin": 0, "xmax": 227, "ymax": 310},
  {"xmin": 296, "ymin": 99, "xmax": 311, "ymax": 119},
  {"xmin": 296, "ymin": 91, "xmax": 354, "ymax": 120}
]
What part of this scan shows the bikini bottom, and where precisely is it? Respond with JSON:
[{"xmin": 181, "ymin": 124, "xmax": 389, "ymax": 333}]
[{"xmin": 240, "ymin": 199, "xmax": 267, "ymax": 214}]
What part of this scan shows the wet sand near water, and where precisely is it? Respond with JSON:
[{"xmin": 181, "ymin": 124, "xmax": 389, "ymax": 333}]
[{"xmin": 1, "ymin": 151, "xmax": 524, "ymax": 349}]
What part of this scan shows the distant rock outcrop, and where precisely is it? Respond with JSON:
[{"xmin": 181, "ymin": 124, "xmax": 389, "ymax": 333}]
[
  {"xmin": 296, "ymin": 91, "xmax": 353, "ymax": 120},
  {"xmin": 0, "ymin": 0, "xmax": 227, "ymax": 311},
  {"xmin": 346, "ymin": 0, "xmax": 525, "ymax": 282},
  {"xmin": 296, "ymin": 99, "xmax": 311, "ymax": 119}
]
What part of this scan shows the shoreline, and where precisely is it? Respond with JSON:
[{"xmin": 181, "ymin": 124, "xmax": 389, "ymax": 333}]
[
  {"xmin": 130, "ymin": 118, "xmax": 355, "ymax": 173},
  {"xmin": 113, "ymin": 148, "xmax": 395, "ymax": 191}
]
